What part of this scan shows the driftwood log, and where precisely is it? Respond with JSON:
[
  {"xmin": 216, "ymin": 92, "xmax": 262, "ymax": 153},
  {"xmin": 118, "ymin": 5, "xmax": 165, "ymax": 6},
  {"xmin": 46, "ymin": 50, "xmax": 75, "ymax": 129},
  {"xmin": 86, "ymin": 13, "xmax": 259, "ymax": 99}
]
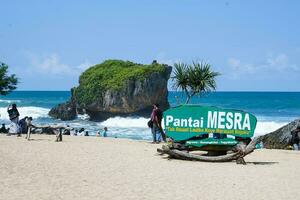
[
  {"xmin": 26, "ymin": 124, "xmax": 73, "ymax": 142},
  {"xmin": 157, "ymin": 138, "xmax": 259, "ymax": 164}
]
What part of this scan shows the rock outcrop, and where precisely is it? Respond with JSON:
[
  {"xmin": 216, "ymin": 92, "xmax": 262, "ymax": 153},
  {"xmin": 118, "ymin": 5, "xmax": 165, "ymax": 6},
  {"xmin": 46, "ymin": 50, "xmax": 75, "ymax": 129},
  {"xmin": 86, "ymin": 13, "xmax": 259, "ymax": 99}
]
[
  {"xmin": 49, "ymin": 60, "xmax": 172, "ymax": 121},
  {"xmin": 258, "ymin": 119, "xmax": 300, "ymax": 149},
  {"xmin": 48, "ymin": 99, "xmax": 77, "ymax": 121}
]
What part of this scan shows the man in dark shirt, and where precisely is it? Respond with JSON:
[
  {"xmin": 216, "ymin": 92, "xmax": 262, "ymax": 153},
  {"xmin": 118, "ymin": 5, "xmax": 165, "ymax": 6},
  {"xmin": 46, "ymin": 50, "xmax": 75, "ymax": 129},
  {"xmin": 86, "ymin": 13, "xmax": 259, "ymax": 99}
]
[{"xmin": 151, "ymin": 103, "xmax": 166, "ymax": 143}]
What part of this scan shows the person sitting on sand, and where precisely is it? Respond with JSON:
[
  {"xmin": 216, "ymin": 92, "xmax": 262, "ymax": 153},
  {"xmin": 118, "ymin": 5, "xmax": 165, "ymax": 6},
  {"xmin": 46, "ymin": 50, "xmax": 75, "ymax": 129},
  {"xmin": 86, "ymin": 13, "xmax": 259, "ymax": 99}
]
[
  {"xmin": 96, "ymin": 131, "xmax": 100, "ymax": 136},
  {"xmin": 70, "ymin": 128, "xmax": 76, "ymax": 136},
  {"xmin": 291, "ymin": 126, "xmax": 300, "ymax": 151},
  {"xmin": 63, "ymin": 125, "xmax": 71, "ymax": 135},
  {"xmin": 78, "ymin": 128, "xmax": 85, "ymax": 136},
  {"xmin": 84, "ymin": 131, "xmax": 89, "ymax": 136},
  {"xmin": 0, "ymin": 124, "xmax": 8, "ymax": 133},
  {"xmin": 102, "ymin": 127, "xmax": 108, "ymax": 137},
  {"xmin": 19, "ymin": 116, "xmax": 28, "ymax": 134},
  {"xmin": 96, "ymin": 127, "xmax": 108, "ymax": 137}
]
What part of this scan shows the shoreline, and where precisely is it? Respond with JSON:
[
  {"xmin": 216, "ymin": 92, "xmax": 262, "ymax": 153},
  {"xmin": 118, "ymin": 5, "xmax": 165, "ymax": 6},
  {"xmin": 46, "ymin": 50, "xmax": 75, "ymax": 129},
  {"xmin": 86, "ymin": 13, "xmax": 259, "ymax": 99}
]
[
  {"xmin": 1, "ymin": 91, "xmax": 300, "ymax": 140},
  {"xmin": 1, "ymin": 134, "xmax": 300, "ymax": 200}
]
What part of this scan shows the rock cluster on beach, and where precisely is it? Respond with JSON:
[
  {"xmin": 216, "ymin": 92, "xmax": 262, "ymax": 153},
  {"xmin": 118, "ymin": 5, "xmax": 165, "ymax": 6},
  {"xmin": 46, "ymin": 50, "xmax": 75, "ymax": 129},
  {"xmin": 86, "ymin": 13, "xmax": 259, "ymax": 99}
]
[
  {"xmin": 258, "ymin": 118, "xmax": 300, "ymax": 149},
  {"xmin": 49, "ymin": 60, "xmax": 172, "ymax": 121},
  {"xmin": 48, "ymin": 98, "xmax": 77, "ymax": 121}
]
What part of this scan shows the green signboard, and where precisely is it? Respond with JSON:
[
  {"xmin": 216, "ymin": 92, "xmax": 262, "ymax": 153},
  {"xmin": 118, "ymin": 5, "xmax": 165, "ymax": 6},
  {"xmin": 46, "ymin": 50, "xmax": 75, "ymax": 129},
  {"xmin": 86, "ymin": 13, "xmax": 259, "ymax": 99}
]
[{"xmin": 163, "ymin": 105, "xmax": 257, "ymax": 141}]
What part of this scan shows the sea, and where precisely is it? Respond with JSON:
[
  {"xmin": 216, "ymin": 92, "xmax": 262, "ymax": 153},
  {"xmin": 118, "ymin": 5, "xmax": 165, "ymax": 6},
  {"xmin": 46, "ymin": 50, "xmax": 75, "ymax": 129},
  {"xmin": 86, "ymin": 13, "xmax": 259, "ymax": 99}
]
[{"xmin": 0, "ymin": 91, "xmax": 299, "ymax": 140}]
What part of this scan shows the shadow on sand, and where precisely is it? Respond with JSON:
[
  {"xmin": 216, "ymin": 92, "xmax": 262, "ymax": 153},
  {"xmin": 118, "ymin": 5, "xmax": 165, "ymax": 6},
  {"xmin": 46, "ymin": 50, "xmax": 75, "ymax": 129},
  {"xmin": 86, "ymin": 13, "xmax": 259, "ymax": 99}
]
[
  {"xmin": 246, "ymin": 161, "xmax": 278, "ymax": 165},
  {"xmin": 27, "ymin": 138, "xmax": 52, "ymax": 142}
]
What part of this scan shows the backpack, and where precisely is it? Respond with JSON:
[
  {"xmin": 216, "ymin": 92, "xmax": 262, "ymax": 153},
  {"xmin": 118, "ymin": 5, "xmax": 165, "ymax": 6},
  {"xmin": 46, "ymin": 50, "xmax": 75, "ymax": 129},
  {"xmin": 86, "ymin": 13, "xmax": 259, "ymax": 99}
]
[{"xmin": 147, "ymin": 120, "xmax": 153, "ymax": 128}]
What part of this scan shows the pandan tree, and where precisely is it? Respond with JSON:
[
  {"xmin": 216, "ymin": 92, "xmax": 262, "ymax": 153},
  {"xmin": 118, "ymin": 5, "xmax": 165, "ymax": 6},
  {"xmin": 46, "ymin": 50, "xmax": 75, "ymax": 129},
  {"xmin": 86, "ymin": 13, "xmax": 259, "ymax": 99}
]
[
  {"xmin": 0, "ymin": 62, "xmax": 18, "ymax": 95},
  {"xmin": 172, "ymin": 61, "xmax": 220, "ymax": 104}
]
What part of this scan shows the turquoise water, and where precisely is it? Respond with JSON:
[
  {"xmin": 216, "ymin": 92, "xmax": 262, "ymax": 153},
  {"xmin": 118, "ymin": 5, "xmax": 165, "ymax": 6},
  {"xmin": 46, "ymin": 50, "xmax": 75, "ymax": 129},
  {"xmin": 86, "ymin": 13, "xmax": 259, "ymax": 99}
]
[
  {"xmin": 0, "ymin": 91, "xmax": 299, "ymax": 140},
  {"xmin": 169, "ymin": 92, "xmax": 300, "ymax": 121}
]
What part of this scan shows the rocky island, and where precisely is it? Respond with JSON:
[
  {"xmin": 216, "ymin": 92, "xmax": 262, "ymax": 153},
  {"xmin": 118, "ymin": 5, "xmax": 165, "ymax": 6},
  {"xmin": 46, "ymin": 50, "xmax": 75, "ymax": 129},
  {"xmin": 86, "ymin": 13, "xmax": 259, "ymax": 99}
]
[{"xmin": 49, "ymin": 60, "xmax": 172, "ymax": 121}]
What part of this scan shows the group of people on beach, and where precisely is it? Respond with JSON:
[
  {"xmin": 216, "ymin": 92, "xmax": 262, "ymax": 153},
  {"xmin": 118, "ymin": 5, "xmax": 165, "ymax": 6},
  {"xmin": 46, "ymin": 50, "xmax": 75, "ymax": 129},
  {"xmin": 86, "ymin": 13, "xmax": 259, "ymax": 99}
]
[
  {"xmin": 0, "ymin": 103, "xmax": 110, "ymax": 139},
  {"xmin": 68, "ymin": 127, "xmax": 108, "ymax": 137},
  {"xmin": 0, "ymin": 104, "xmax": 33, "ymax": 137}
]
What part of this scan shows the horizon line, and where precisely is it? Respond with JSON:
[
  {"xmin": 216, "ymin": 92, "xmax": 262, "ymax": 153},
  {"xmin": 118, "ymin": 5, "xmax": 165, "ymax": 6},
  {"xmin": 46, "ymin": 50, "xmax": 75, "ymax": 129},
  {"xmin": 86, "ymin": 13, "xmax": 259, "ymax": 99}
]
[{"xmin": 12, "ymin": 90, "xmax": 300, "ymax": 92}]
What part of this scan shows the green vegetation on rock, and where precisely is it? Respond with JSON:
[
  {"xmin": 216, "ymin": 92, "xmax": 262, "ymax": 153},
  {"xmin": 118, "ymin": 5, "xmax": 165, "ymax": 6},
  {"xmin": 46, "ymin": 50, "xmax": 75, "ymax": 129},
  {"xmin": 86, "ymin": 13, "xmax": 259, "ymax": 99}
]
[{"xmin": 74, "ymin": 60, "xmax": 168, "ymax": 106}]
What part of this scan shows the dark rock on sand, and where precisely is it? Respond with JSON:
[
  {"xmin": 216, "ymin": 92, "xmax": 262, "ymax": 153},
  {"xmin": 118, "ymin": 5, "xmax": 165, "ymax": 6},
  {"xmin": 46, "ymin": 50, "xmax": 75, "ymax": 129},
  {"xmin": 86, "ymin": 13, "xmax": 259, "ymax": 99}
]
[
  {"xmin": 258, "ymin": 119, "xmax": 300, "ymax": 149},
  {"xmin": 48, "ymin": 99, "xmax": 77, "ymax": 121}
]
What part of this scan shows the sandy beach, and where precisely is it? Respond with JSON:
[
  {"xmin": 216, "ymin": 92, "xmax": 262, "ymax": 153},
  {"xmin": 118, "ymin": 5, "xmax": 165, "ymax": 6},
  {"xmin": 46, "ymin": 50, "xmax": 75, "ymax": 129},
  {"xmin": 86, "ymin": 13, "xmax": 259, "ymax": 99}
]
[{"xmin": 0, "ymin": 134, "xmax": 300, "ymax": 200}]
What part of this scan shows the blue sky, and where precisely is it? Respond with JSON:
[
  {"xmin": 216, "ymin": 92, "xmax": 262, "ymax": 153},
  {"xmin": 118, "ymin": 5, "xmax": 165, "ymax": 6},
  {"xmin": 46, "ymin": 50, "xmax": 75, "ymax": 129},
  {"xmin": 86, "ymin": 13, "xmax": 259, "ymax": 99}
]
[{"xmin": 1, "ymin": 0, "xmax": 300, "ymax": 91}]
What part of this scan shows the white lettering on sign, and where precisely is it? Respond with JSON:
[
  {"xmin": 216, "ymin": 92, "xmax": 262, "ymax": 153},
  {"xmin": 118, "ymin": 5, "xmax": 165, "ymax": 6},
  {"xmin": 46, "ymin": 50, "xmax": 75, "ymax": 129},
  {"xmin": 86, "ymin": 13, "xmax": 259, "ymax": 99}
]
[
  {"xmin": 165, "ymin": 115, "xmax": 204, "ymax": 128},
  {"xmin": 218, "ymin": 111, "xmax": 226, "ymax": 129},
  {"xmin": 226, "ymin": 112, "xmax": 233, "ymax": 129},
  {"xmin": 207, "ymin": 111, "xmax": 217, "ymax": 128},
  {"xmin": 243, "ymin": 114, "xmax": 250, "ymax": 130},
  {"xmin": 234, "ymin": 113, "xmax": 242, "ymax": 130},
  {"xmin": 166, "ymin": 115, "xmax": 173, "ymax": 126},
  {"xmin": 165, "ymin": 111, "xmax": 251, "ymax": 131},
  {"xmin": 207, "ymin": 111, "xmax": 251, "ymax": 130}
]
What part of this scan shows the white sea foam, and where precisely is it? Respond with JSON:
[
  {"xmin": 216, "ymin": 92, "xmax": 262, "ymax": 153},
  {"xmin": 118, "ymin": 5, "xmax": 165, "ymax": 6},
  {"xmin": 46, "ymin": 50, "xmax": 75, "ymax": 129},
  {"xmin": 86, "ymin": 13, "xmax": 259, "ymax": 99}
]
[
  {"xmin": 0, "ymin": 106, "xmax": 50, "ymax": 121},
  {"xmin": 98, "ymin": 116, "xmax": 288, "ymax": 139},
  {"xmin": 78, "ymin": 114, "xmax": 90, "ymax": 120},
  {"xmin": 254, "ymin": 121, "xmax": 288, "ymax": 137},
  {"xmin": 0, "ymin": 99, "xmax": 21, "ymax": 103},
  {"xmin": 100, "ymin": 116, "xmax": 149, "ymax": 128},
  {"xmin": 0, "ymin": 106, "xmax": 290, "ymax": 140},
  {"xmin": 99, "ymin": 116, "xmax": 289, "ymax": 138}
]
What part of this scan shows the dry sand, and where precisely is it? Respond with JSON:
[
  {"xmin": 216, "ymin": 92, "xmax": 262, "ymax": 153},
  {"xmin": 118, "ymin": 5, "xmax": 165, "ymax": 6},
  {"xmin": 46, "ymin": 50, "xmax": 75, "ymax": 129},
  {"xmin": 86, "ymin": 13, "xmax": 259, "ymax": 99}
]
[{"xmin": 0, "ymin": 134, "xmax": 300, "ymax": 200}]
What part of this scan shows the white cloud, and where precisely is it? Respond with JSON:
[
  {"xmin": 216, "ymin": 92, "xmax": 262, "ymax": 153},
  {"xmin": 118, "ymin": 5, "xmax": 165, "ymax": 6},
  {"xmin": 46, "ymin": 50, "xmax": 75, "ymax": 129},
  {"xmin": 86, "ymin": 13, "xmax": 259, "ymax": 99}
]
[
  {"xmin": 228, "ymin": 53, "xmax": 300, "ymax": 78},
  {"xmin": 27, "ymin": 53, "xmax": 92, "ymax": 76},
  {"xmin": 266, "ymin": 54, "xmax": 288, "ymax": 67},
  {"xmin": 75, "ymin": 62, "xmax": 91, "ymax": 71},
  {"xmin": 228, "ymin": 58, "xmax": 256, "ymax": 74}
]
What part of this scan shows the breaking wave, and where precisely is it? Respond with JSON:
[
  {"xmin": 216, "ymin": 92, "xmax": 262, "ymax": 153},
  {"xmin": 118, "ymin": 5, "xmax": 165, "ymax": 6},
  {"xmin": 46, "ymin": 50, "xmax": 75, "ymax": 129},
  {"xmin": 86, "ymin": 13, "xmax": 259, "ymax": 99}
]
[
  {"xmin": 0, "ymin": 99, "xmax": 21, "ymax": 103},
  {"xmin": 0, "ymin": 107, "xmax": 291, "ymax": 139},
  {"xmin": 100, "ymin": 116, "xmax": 149, "ymax": 128},
  {"xmin": 99, "ymin": 116, "xmax": 288, "ymax": 137},
  {"xmin": 254, "ymin": 121, "xmax": 288, "ymax": 137},
  {"xmin": 0, "ymin": 106, "xmax": 50, "ymax": 121}
]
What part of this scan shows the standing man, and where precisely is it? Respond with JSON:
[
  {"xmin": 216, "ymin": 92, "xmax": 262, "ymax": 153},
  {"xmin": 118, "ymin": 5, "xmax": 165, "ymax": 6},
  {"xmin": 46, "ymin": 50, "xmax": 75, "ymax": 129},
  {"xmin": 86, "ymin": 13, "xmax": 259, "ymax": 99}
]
[
  {"xmin": 150, "ymin": 103, "xmax": 166, "ymax": 143},
  {"xmin": 25, "ymin": 117, "xmax": 33, "ymax": 140}
]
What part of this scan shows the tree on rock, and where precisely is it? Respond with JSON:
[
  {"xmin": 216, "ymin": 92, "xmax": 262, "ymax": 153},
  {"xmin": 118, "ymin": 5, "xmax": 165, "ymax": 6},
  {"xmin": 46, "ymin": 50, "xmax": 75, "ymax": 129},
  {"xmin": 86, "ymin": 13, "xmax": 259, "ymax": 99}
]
[
  {"xmin": 172, "ymin": 61, "xmax": 220, "ymax": 104},
  {"xmin": 0, "ymin": 62, "xmax": 18, "ymax": 95}
]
